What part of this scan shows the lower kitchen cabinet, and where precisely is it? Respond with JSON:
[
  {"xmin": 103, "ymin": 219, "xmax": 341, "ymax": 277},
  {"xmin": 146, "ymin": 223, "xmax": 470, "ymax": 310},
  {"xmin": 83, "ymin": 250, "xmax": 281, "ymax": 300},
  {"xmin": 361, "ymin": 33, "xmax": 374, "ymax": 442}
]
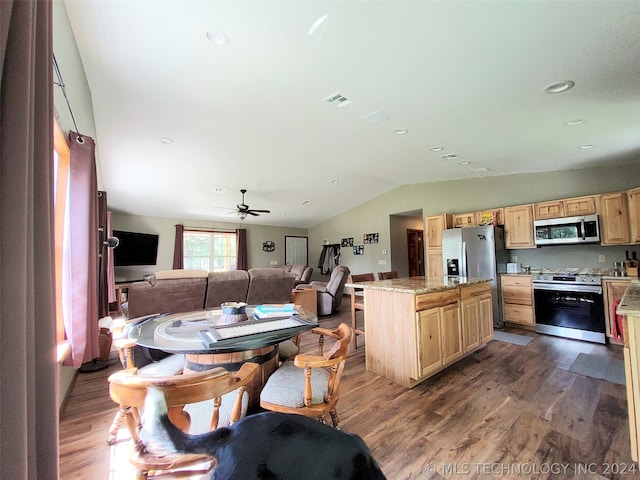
[
  {"xmin": 603, "ymin": 278, "xmax": 631, "ymax": 345},
  {"xmin": 461, "ymin": 282, "xmax": 493, "ymax": 352},
  {"xmin": 501, "ymin": 274, "xmax": 535, "ymax": 326}
]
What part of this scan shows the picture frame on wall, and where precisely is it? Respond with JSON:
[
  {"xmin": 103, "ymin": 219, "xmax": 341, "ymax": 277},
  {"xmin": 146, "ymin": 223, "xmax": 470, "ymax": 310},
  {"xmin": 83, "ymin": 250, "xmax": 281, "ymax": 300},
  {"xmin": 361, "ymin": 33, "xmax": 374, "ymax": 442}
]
[
  {"xmin": 341, "ymin": 237, "xmax": 354, "ymax": 247},
  {"xmin": 363, "ymin": 233, "xmax": 379, "ymax": 244},
  {"xmin": 353, "ymin": 245, "xmax": 364, "ymax": 255}
]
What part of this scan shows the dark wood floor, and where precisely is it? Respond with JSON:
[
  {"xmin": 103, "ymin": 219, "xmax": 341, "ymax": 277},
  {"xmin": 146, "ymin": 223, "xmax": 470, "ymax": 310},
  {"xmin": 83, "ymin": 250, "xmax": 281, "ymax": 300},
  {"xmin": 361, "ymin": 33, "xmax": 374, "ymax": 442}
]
[{"xmin": 59, "ymin": 300, "xmax": 636, "ymax": 479}]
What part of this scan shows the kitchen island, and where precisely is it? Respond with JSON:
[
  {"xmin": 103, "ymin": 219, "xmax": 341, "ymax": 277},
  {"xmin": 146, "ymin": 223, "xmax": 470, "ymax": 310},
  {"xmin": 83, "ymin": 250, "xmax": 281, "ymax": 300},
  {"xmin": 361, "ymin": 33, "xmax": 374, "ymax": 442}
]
[
  {"xmin": 616, "ymin": 282, "xmax": 640, "ymax": 461},
  {"xmin": 349, "ymin": 276, "xmax": 493, "ymax": 388}
]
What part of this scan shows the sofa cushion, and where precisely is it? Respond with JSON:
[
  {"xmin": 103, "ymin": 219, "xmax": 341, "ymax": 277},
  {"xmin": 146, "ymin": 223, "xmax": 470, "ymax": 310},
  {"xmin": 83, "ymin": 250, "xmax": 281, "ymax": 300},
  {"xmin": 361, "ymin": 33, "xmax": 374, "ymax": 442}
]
[
  {"xmin": 127, "ymin": 277, "xmax": 208, "ymax": 319},
  {"xmin": 204, "ymin": 270, "xmax": 250, "ymax": 309}
]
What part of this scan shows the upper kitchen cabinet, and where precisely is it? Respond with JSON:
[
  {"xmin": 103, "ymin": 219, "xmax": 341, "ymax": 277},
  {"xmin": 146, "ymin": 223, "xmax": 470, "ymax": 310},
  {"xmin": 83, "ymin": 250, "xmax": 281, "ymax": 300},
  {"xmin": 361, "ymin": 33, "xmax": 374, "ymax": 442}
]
[
  {"xmin": 452, "ymin": 213, "xmax": 477, "ymax": 228},
  {"xmin": 425, "ymin": 214, "xmax": 452, "ymax": 248},
  {"xmin": 628, "ymin": 187, "xmax": 640, "ymax": 244},
  {"xmin": 600, "ymin": 191, "xmax": 631, "ymax": 245},
  {"xmin": 534, "ymin": 200, "xmax": 564, "ymax": 220},
  {"xmin": 475, "ymin": 208, "xmax": 504, "ymax": 226},
  {"xmin": 564, "ymin": 195, "xmax": 598, "ymax": 216},
  {"xmin": 504, "ymin": 204, "xmax": 535, "ymax": 248}
]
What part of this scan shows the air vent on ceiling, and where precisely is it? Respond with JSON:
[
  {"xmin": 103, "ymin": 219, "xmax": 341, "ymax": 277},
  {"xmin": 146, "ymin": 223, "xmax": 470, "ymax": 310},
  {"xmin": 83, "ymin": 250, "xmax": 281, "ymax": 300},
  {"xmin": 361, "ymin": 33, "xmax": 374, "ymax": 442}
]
[
  {"xmin": 360, "ymin": 111, "xmax": 390, "ymax": 125},
  {"xmin": 324, "ymin": 92, "xmax": 351, "ymax": 108}
]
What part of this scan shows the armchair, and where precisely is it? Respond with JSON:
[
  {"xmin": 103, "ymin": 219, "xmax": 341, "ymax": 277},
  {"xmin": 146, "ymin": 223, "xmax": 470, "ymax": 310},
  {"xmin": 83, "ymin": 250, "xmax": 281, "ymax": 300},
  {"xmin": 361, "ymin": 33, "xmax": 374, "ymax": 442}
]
[
  {"xmin": 260, "ymin": 323, "xmax": 352, "ymax": 428},
  {"xmin": 300, "ymin": 265, "xmax": 350, "ymax": 315}
]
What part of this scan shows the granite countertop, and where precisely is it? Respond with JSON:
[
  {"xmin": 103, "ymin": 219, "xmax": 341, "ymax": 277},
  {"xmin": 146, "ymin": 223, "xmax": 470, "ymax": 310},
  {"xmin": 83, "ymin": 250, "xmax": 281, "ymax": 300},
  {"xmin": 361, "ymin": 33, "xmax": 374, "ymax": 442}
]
[
  {"xmin": 345, "ymin": 276, "xmax": 491, "ymax": 295},
  {"xmin": 617, "ymin": 281, "xmax": 640, "ymax": 316}
]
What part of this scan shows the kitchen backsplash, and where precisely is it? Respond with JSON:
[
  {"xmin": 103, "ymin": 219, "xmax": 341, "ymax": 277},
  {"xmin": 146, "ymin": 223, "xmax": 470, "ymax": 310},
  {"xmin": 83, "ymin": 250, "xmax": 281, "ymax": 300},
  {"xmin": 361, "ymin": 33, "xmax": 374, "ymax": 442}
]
[{"xmin": 506, "ymin": 244, "xmax": 635, "ymax": 273}]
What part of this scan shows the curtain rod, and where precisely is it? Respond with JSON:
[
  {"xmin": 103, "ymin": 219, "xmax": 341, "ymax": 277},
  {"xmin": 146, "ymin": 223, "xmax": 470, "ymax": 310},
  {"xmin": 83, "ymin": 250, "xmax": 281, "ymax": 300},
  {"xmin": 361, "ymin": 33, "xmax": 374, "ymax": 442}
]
[
  {"xmin": 183, "ymin": 226, "xmax": 239, "ymax": 232},
  {"xmin": 52, "ymin": 53, "xmax": 85, "ymax": 143}
]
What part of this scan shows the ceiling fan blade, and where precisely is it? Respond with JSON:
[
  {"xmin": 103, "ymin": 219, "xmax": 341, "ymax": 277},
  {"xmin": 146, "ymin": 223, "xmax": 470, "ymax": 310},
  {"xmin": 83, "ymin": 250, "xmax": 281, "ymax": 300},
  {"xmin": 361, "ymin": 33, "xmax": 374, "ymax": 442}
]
[
  {"xmin": 247, "ymin": 211, "xmax": 260, "ymax": 216},
  {"xmin": 248, "ymin": 209, "xmax": 270, "ymax": 213}
]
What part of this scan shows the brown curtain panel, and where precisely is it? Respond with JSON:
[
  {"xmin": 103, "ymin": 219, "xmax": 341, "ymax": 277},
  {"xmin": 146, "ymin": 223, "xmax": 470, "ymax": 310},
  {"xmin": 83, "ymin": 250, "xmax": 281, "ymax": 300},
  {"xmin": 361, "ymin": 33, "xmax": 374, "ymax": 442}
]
[
  {"xmin": 237, "ymin": 228, "xmax": 248, "ymax": 270},
  {"xmin": 173, "ymin": 223, "xmax": 184, "ymax": 269},
  {"xmin": 67, "ymin": 132, "xmax": 101, "ymax": 367},
  {"xmin": 0, "ymin": 0, "xmax": 59, "ymax": 478},
  {"xmin": 98, "ymin": 191, "xmax": 109, "ymax": 318}
]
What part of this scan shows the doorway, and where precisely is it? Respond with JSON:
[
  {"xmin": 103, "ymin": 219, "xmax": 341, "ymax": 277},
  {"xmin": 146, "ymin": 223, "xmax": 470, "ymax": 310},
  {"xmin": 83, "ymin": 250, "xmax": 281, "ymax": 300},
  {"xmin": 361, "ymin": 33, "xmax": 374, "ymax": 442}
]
[{"xmin": 407, "ymin": 229, "xmax": 424, "ymax": 276}]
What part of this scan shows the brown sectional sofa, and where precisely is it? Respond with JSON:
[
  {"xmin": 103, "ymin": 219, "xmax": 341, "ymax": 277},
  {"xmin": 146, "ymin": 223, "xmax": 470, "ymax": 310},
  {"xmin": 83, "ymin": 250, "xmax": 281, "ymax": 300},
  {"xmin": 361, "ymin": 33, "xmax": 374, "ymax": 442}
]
[
  {"xmin": 275, "ymin": 264, "xmax": 313, "ymax": 285},
  {"xmin": 125, "ymin": 268, "xmax": 297, "ymax": 319}
]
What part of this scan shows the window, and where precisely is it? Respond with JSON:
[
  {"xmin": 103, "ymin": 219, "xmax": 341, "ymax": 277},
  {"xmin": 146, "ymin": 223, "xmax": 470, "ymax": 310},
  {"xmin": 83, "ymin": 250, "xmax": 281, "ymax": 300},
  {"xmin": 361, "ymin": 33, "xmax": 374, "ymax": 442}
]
[
  {"xmin": 183, "ymin": 230, "xmax": 237, "ymax": 272},
  {"xmin": 53, "ymin": 120, "xmax": 70, "ymax": 354}
]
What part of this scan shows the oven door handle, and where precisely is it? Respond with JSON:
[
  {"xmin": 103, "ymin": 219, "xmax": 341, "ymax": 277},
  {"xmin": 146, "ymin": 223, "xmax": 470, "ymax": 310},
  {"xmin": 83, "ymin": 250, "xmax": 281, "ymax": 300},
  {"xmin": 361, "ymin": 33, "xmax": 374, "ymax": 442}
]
[{"xmin": 533, "ymin": 282, "xmax": 602, "ymax": 294}]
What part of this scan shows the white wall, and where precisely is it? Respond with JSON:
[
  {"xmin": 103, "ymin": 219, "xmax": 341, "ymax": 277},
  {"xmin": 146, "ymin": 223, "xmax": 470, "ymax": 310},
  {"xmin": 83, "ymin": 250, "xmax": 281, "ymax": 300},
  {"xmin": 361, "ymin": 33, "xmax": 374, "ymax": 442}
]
[
  {"xmin": 308, "ymin": 164, "xmax": 640, "ymax": 278},
  {"xmin": 110, "ymin": 211, "xmax": 308, "ymax": 282}
]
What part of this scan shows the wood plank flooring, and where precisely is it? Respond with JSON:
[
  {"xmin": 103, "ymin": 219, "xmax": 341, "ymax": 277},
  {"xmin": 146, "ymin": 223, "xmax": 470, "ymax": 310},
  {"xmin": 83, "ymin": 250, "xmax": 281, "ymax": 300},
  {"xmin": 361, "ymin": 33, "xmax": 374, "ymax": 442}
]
[{"xmin": 59, "ymin": 300, "xmax": 637, "ymax": 479}]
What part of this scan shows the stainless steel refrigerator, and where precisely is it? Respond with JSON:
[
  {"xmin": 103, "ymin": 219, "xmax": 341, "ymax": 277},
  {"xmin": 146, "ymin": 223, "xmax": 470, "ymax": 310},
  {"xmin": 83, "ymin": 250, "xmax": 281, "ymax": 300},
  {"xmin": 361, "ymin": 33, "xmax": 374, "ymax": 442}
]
[{"xmin": 441, "ymin": 225, "xmax": 509, "ymax": 327}]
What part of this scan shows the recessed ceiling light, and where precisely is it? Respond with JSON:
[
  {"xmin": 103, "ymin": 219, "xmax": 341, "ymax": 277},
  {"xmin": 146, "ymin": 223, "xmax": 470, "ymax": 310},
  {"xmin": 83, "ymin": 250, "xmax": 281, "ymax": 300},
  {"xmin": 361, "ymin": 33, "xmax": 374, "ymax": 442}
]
[
  {"xmin": 206, "ymin": 31, "xmax": 229, "ymax": 46},
  {"xmin": 160, "ymin": 137, "xmax": 173, "ymax": 144},
  {"xmin": 331, "ymin": 179, "xmax": 340, "ymax": 184},
  {"xmin": 280, "ymin": 212, "xmax": 287, "ymax": 216},
  {"xmin": 544, "ymin": 80, "xmax": 575, "ymax": 94},
  {"xmin": 578, "ymin": 144, "xmax": 596, "ymax": 149},
  {"xmin": 301, "ymin": 200, "xmax": 311, "ymax": 205},
  {"xmin": 458, "ymin": 161, "xmax": 471, "ymax": 165},
  {"xmin": 393, "ymin": 128, "xmax": 408, "ymax": 135},
  {"xmin": 213, "ymin": 187, "xmax": 227, "ymax": 193},
  {"xmin": 564, "ymin": 119, "xmax": 585, "ymax": 126},
  {"xmin": 440, "ymin": 153, "xmax": 459, "ymax": 160},
  {"xmin": 430, "ymin": 146, "xmax": 444, "ymax": 152}
]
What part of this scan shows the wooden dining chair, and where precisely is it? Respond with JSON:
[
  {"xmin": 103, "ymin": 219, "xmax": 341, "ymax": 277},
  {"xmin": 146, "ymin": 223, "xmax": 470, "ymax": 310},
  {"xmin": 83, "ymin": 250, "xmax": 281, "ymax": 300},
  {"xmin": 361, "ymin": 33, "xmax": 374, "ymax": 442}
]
[
  {"xmin": 377, "ymin": 270, "xmax": 398, "ymax": 280},
  {"xmin": 260, "ymin": 323, "xmax": 352, "ymax": 428},
  {"xmin": 348, "ymin": 273, "xmax": 375, "ymax": 348},
  {"xmin": 108, "ymin": 363, "xmax": 258, "ymax": 479}
]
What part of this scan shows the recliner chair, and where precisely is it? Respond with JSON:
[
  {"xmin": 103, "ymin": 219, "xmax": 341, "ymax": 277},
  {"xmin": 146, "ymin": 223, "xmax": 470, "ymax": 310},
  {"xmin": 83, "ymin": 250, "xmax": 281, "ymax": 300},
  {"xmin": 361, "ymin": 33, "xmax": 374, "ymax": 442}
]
[{"xmin": 299, "ymin": 265, "xmax": 350, "ymax": 315}]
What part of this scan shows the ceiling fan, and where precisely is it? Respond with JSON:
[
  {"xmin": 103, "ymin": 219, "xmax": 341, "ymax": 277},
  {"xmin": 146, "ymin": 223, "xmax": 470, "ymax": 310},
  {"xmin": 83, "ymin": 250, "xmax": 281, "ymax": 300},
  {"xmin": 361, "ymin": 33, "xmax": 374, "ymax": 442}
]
[{"xmin": 235, "ymin": 189, "xmax": 270, "ymax": 219}]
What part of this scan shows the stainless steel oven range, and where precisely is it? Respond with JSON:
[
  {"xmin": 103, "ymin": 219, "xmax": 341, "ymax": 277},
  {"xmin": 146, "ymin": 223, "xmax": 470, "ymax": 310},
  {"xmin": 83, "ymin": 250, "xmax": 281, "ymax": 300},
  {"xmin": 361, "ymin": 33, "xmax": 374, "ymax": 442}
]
[{"xmin": 532, "ymin": 273, "xmax": 605, "ymax": 344}]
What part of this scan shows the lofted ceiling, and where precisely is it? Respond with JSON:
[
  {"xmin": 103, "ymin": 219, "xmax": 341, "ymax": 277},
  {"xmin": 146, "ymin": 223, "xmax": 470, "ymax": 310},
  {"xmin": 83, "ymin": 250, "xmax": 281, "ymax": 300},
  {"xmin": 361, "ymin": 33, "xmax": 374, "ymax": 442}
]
[{"xmin": 62, "ymin": 1, "xmax": 640, "ymax": 228}]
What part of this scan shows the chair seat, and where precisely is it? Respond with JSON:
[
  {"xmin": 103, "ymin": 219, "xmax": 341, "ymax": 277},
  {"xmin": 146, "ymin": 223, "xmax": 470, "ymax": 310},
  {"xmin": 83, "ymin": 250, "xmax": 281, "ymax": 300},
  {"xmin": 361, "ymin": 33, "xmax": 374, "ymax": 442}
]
[
  {"xmin": 184, "ymin": 390, "xmax": 248, "ymax": 434},
  {"xmin": 278, "ymin": 339, "xmax": 300, "ymax": 362},
  {"xmin": 260, "ymin": 362, "xmax": 329, "ymax": 408}
]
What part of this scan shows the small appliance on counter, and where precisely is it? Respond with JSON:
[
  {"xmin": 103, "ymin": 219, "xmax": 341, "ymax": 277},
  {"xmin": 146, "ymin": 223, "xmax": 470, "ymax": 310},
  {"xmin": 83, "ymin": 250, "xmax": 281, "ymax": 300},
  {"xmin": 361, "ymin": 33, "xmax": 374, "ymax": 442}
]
[
  {"xmin": 507, "ymin": 262, "xmax": 521, "ymax": 274},
  {"xmin": 626, "ymin": 250, "xmax": 639, "ymax": 277}
]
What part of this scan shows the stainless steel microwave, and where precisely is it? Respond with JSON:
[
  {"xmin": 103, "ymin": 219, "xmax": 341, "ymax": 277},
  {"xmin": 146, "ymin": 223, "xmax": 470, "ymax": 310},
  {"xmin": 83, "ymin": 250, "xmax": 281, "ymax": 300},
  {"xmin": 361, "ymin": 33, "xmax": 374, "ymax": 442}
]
[{"xmin": 534, "ymin": 214, "xmax": 600, "ymax": 246}]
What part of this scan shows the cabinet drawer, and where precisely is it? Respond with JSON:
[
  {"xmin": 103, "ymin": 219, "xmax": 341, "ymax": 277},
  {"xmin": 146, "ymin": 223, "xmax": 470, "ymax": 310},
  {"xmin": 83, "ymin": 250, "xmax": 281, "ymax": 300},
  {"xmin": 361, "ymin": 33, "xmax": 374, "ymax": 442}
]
[
  {"xmin": 416, "ymin": 289, "xmax": 459, "ymax": 311},
  {"xmin": 501, "ymin": 275, "xmax": 532, "ymax": 287},
  {"xmin": 502, "ymin": 285, "xmax": 533, "ymax": 305},
  {"xmin": 503, "ymin": 304, "xmax": 535, "ymax": 325},
  {"xmin": 461, "ymin": 282, "xmax": 491, "ymax": 299}
]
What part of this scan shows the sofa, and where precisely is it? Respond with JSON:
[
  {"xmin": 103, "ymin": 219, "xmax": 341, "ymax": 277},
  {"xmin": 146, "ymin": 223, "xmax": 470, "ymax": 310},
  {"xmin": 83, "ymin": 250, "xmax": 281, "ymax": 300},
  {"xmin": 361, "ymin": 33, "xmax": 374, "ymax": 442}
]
[
  {"xmin": 125, "ymin": 268, "xmax": 297, "ymax": 319},
  {"xmin": 275, "ymin": 264, "xmax": 313, "ymax": 285}
]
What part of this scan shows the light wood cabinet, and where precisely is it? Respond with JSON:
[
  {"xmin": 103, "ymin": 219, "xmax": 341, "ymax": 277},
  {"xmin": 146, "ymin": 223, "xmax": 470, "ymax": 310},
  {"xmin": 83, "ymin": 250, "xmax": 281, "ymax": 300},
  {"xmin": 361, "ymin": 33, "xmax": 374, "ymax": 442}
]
[
  {"xmin": 629, "ymin": 187, "xmax": 640, "ymax": 244},
  {"xmin": 479, "ymin": 292, "xmax": 494, "ymax": 344},
  {"xmin": 461, "ymin": 283, "xmax": 491, "ymax": 353},
  {"xmin": 603, "ymin": 278, "xmax": 631, "ymax": 345},
  {"xmin": 425, "ymin": 214, "xmax": 452, "ymax": 248},
  {"xmin": 564, "ymin": 195, "xmax": 597, "ymax": 216},
  {"xmin": 453, "ymin": 213, "xmax": 477, "ymax": 228},
  {"xmin": 363, "ymin": 281, "xmax": 491, "ymax": 388},
  {"xmin": 534, "ymin": 200, "xmax": 564, "ymax": 220},
  {"xmin": 475, "ymin": 208, "xmax": 504, "ymax": 226},
  {"xmin": 504, "ymin": 204, "xmax": 535, "ymax": 249},
  {"xmin": 426, "ymin": 250, "xmax": 443, "ymax": 279},
  {"xmin": 416, "ymin": 308, "xmax": 443, "ymax": 378},
  {"xmin": 600, "ymin": 191, "xmax": 631, "ymax": 245},
  {"xmin": 501, "ymin": 275, "xmax": 535, "ymax": 326}
]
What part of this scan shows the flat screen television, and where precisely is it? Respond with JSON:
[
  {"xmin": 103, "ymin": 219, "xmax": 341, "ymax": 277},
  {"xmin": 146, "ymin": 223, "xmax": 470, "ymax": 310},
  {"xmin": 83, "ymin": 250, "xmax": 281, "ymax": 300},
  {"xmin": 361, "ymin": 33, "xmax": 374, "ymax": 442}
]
[{"xmin": 112, "ymin": 230, "xmax": 159, "ymax": 266}]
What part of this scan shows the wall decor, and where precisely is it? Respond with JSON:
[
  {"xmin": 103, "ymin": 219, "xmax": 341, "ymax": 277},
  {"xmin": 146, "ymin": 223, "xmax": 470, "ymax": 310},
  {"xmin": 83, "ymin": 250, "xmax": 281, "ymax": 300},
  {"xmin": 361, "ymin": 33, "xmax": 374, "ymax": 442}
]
[
  {"xmin": 262, "ymin": 240, "xmax": 275, "ymax": 252},
  {"xmin": 363, "ymin": 233, "xmax": 379, "ymax": 244},
  {"xmin": 341, "ymin": 237, "xmax": 354, "ymax": 247},
  {"xmin": 353, "ymin": 245, "xmax": 364, "ymax": 255}
]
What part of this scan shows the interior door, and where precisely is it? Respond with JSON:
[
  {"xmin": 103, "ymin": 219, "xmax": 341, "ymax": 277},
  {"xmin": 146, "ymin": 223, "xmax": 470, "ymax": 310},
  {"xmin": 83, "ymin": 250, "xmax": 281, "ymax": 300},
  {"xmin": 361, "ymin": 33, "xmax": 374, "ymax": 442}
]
[{"xmin": 407, "ymin": 229, "xmax": 424, "ymax": 276}]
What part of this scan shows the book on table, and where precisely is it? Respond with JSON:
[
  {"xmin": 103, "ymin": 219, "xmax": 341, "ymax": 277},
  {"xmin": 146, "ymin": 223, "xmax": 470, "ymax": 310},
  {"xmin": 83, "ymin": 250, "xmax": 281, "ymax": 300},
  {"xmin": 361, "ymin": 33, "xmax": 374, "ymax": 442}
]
[{"xmin": 253, "ymin": 303, "xmax": 298, "ymax": 319}]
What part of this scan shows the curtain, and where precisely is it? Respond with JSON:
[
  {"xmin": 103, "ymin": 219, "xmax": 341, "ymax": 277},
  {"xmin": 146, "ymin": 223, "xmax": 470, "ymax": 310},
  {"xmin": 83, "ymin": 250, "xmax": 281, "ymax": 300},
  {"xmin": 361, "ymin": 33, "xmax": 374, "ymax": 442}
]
[
  {"xmin": 98, "ymin": 191, "xmax": 109, "ymax": 318},
  {"xmin": 106, "ymin": 210, "xmax": 116, "ymax": 303},
  {"xmin": 65, "ymin": 133, "xmax": 100, "ymax": 367},
  {"xmin": 236, "ymin": 228, "xmax": 248, "ymax": 270},
  {"xmin": 0, "ymin": 0, "xmax": 58, "ymax": 478},
  {"xmin": 172, "ymin": 223, "xmax": 184, "ymax": 269}
]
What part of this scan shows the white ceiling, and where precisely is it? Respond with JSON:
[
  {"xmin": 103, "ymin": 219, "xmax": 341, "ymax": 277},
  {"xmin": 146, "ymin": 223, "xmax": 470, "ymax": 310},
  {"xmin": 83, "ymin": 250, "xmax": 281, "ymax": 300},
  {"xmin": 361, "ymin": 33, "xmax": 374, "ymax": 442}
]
[{"xmin": 62, "ymin": 1, "xmax": 640, "ymax": 228}]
